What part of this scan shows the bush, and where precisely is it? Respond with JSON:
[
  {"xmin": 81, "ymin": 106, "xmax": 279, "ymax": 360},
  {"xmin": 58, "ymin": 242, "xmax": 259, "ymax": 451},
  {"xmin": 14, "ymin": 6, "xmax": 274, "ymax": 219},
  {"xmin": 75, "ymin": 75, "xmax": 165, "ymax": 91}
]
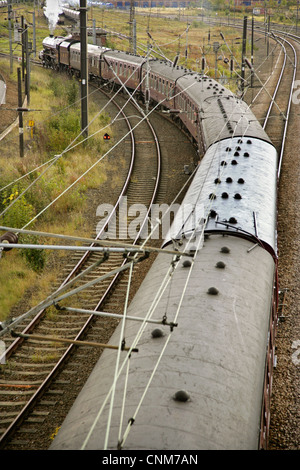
[
  {"xmin": 42, "ymin": 109, "xmax": 82, "ymax": 153},
  {"xmin": 0, "ymin": 186, "xmax": 36, "ymax": 229},
  {"xmin": 20, "ymin": 234, "xmax": 46, "ymax": 273}
]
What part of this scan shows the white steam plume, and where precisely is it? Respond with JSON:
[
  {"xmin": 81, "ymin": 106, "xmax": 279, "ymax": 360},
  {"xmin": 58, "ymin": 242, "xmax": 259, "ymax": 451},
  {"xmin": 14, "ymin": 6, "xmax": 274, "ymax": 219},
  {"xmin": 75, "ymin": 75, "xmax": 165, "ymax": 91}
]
[{"xmin": 44, "ymin": 0, "xmax": 63, "ymax": 34}]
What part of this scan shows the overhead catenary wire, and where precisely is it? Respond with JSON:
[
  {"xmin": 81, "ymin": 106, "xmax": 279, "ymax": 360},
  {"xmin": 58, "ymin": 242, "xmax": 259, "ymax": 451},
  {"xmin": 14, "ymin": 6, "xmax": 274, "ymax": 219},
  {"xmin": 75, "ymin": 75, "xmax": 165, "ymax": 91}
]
[
  {"xmin": 0, "ymin": 12, "xmax": 292, "ymax": 449},
  {"xmin": 0, "ymin": 73, "xmax": 267, "ymax": 342},
  {"xmin": 84, "ymin": 53, "xmax": 282, "ymax": 442},
  {"xmin": 62, "ymin": 54, "xmax": 264, "ymax": 448},
  {"xmin": 0, "ymin": 162, "xmax": 196, "ymax": 338},
  {"xmin": 104, "ymin": 260, "xmax": 134, "ymax": 449},
  {"xmin": 1, "ymin": 22, "xmax": 280, "ymax": 218},
  {"xmin": 0, "ymin": 257, "xmax": 134, "ymax": 339},
  {"xmin": 80, "ymin": 251, "xmax": 181, "ymax": 450},
  {"xmin": 80, "ymin": 103, "xmax": 258, "ymax": 450},
  {"xmin": 11, "ymin": 79, "xmax": 199, "ymax": 233},
  {"xmin": 115, "ymin": 119, "xmax": 264, "ymax": 451},
  {"xmin": 0, "ymin": 49, "xmax": 278, "ymax": 341},
  {"xmin": 0, "ymin": 63, "xmax": 146, "ymax": 214},
  {"xmin": 2, "ymin": 7, "xmax": 284, "ymax": 398},
  {"xmin": 0, "ymin": 83, "xmax": 201, "ymax": 340},
  {"xmin": 0, "ymin": 225, "xmax": 193, "ymax": 257}
]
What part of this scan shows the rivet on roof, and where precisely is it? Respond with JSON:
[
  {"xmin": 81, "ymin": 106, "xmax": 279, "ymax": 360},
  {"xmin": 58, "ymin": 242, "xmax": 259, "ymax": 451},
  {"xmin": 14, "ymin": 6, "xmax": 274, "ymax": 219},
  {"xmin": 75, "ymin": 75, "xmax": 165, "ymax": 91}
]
[
  {"xmin": 216, "ymin": 261, "xmax": 226, "ymax": 269},
  {"xmin": 207, "ymin": 287, "xmax": 219, "ymax": 295},
  {"xmin": 174, "ymin": 390, "xmax": 190, "ymax": 402}
]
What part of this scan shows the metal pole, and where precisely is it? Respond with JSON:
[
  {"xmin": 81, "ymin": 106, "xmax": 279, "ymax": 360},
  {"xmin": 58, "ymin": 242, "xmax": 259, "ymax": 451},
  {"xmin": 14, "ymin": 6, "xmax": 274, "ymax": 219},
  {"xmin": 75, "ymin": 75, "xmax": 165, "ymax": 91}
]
[
  {"xmin": 25, "ymin": 25, "xmax": 30, "ymax": 106},
  {"xmin": 251, "ymin": 15, "xmax": 254, "ymax": 88},
  {"xmin": 267, "ymin": 15, "xmax": 270, "ymax": 56},
  {"xmin": 92, "ymin": 18, "xmax": 96, "ymax": 45},
  {"xmin": 32, "ymin": 11, "xmax": 36, "ymax": 57},
  {"xmin": 241, "ymin": 16, "xmax": 247, "ymax": 96},
  {"xmin": 21, "ymin": 16, "xmax": 25, "ymax": 81},
  {"xmin": 80, "ymin": 0, "xmax": 88, "ymax": 138},
  {"xmin": 129, "ymin": 0, "xmax": 135, "ymax": 53},
  {"xmin": 17, "ymin": 68, "xmax": 24, "ymax": 158},
  {"xmin": 8, "ymin": 0, "xmax": 13, "ymax": 74},
  {"xmin": 133, "ymin": 18, "xmax": 136, "ymax": 55},
  {"xmin": 185, "ymin": 22, "xmax": 190, "ymax": 66}
]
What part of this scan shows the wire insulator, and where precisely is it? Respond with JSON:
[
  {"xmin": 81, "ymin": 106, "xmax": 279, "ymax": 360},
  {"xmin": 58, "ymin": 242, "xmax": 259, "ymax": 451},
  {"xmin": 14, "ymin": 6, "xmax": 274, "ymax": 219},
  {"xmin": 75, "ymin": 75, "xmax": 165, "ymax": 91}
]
[{"xmin": 0, "ymin": 232, "xmax": 18, "ymax": 251}]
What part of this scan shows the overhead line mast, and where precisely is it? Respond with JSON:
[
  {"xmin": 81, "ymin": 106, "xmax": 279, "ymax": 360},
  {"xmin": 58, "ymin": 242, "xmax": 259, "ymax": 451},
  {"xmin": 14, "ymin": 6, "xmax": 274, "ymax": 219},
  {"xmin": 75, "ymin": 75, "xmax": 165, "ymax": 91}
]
[
  {"xmin": 129, "ymin": 0, "xmax": 136, "ymax": 54},
  {"xmin": 80, "ymin": 0, "xmax": 88, "ymax": 138}
]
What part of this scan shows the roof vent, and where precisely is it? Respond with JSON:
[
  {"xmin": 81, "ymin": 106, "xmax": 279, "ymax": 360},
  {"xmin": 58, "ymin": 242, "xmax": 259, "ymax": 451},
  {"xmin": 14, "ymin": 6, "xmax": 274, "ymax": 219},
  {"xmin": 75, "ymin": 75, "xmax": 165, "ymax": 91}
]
[
  {"xmin": 221, "ymin": 246, "xmax": 230, "ymax": 253},
  {"xmin": 182, "ymin": 260, "xmax": 192, "ymax": 268},
  {"xmin": 207, "ymin": 287, "xmax": 219, "ymax": 295},
  {"xmin": 174, "ymin": 390, "xmax": 190, "ymax": 402},
  {"xmin": 216, "ymin": 261, "xmax": 226, "ymax": 269},
  {"xmin": 151, "ymin": 328, "xmax": 164, "ymax": 338}
]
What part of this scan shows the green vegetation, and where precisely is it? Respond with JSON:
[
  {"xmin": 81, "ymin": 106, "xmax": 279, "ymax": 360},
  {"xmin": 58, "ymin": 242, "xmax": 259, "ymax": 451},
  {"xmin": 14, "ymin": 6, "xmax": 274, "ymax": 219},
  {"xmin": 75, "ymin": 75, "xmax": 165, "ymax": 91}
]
[
  {"xmin": 0, "ymin": 0, "xmax": 292, "ymax": 323},
  {"xmin": 0, "ymin": 60, "xmax": 111, "ymax": 321}
]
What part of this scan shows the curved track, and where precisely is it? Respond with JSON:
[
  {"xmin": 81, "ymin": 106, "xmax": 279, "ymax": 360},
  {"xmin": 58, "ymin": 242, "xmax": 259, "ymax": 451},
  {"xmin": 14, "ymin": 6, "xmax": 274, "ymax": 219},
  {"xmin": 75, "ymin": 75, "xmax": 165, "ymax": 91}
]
[
  {"xmin": 260, "ymin": 34, "xmax": 297, "ymax": 177},
  {"xmin": 200, "ymin": 15, "xmax": 300, "ymax": 449},
  {"xmin": 0, "ymin": 16, "xmax": 299, "ymax": 450},
  {"xmin": 0, "ymin": 87, "xmax": 163, "ymax": 448}
]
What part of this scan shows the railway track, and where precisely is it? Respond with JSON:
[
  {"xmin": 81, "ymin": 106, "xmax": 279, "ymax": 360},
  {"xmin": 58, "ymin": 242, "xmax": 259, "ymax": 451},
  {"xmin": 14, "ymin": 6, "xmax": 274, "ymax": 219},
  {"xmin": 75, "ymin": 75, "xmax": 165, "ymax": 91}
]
[
  {"xmin": 261, "ymin": 34, "xmax": 296, "ymax": 177},
  {"xmin": 0, "ymin": 86, "xmax": 166, "ymax": 449},
  {"xmin": 0, "ymin": 17, "xmax": 298, "ymax": 449},
  {"xmin": 206, "ymin": 19, "xmax": 300, "ymax": 449},
  {"xmin": 201, "ymin": 16, "xmax": 297, "ymax": 176}
]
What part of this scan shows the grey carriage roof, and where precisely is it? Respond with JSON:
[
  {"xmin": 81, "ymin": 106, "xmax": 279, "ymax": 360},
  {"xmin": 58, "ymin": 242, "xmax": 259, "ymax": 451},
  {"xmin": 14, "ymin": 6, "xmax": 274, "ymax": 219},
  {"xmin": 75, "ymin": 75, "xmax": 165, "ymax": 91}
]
[
  {"xmin": 50, "ymin": 234, "xmax": 275, "ymax": 450},
  {"xmin": 147, "ymin": 60, "xmax": 271, "ymax": 148},
  {"xmin": 103, "ymin": 49, "xmax": 147, "ymax": 66},
  {"xmin": 164, "ymin": 136, "xmax": 277, "ymax": 253}
]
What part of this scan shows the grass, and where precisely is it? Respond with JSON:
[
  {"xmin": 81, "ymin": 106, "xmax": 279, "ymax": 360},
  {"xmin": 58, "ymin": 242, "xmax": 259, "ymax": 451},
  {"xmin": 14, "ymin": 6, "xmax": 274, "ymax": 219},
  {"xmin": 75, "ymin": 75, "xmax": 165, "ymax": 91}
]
[
  {"xmin": 0, "ymin": 251, "xmax": 36, "ymax": 321},
  {"xmin": 0, "ymin": 57, "xmax": 112, "ymax": 324},
  {"xmin": 0, "ymin": 2, "xmax": 279, "ymax": 324},
  {"xmin": 85, "ymin": 8, "xmax": 251, "ymax": 91}
]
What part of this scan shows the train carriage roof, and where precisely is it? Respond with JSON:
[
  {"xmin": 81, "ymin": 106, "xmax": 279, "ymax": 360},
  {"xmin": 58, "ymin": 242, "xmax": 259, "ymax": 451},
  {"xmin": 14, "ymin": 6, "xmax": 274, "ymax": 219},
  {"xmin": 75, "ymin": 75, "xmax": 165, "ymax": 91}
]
[
  {"xmin": 103, "ymin": 50, "xmax": 145, "ymax": 66},
  {"xmin": 175, "ymin": 73, "xmax": 272, "ymax": 147}
]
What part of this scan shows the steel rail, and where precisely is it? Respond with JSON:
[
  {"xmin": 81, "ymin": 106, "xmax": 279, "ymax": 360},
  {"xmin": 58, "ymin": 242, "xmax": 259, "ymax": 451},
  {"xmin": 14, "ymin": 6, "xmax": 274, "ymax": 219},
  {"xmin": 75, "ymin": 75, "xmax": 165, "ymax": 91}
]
[
  {"xmin": 93, "ymin": 101, "xmax": 161, "ymax": 314},
  {"xmin": 0, "ymin": 89, "xmax": 160, "ymax": 448},
  {"xmin": 262, "ymin": 36, "xmax": 287, "ymax": 130},
  {"xmin": 203, "ymin": 17, "xmax": 297, "ymax": 179},
  {"xmin": 272, "ymin": 36, "xmax": 297, "ymax": 178}
]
